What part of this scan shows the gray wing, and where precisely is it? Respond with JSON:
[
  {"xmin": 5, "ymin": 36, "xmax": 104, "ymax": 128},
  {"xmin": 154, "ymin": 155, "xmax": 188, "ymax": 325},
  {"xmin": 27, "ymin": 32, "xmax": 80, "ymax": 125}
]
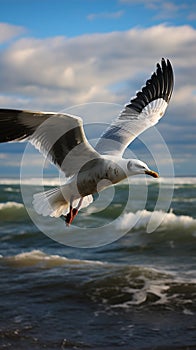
[
  {"xmin": 0, "ymin": 109, "xmax": 100, "ymax": 177},
  {"xmin": 95, "ymin": 58, "xmax": 174, "ymax": 156}
]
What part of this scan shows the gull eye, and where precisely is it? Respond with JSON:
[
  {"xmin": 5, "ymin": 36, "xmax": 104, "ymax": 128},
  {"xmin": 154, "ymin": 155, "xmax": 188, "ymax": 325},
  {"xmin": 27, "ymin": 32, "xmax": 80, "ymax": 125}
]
[{"xmin": 127, "ymin": 161, "xmax": 132, "ymax": 170}]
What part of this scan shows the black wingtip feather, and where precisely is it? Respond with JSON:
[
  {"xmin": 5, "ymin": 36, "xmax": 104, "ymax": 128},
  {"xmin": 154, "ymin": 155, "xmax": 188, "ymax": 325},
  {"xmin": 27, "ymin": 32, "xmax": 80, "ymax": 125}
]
[
  {"xmin": 0, "ymin": 109, "xmax": 33, "ymax": 143},
  {"xmin": 127, "ymin": 58, "xmax": 174, "ymax": 113}
]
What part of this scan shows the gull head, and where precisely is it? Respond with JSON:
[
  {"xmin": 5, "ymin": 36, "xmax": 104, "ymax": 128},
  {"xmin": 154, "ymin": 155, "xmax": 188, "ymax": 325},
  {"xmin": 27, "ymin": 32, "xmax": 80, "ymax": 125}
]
[{"xmin": 127, "ymin": 159, "xmax": 159, "ymax": 178}]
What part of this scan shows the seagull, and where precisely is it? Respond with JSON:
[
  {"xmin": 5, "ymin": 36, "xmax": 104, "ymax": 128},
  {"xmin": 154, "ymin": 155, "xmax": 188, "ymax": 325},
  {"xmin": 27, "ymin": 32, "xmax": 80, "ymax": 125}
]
[{"xmin": 0, "ymin": 58, "xmax": 174, "ymax": 226}]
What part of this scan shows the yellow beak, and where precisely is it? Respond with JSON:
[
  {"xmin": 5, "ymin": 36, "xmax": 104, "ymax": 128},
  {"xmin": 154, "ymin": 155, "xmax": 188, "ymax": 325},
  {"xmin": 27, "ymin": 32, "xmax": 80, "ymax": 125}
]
[{"xmin": 145, "ymin": 170, "xmax": 159, "ymax": 178}]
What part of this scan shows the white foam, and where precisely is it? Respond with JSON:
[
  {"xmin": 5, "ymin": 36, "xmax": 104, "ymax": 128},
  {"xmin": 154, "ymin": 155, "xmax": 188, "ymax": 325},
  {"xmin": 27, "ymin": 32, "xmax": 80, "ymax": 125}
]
[
  {"xmin": 172, "ymin": 198, "xmax": 196, "ymax": 203},
  {"xmin": 0, "ymin": 177, "xmax": 61, "ymax": 186},
  {"xmin": 1, "ymin": 249, "xmax": 105, "ymax": 268},
  {"xmin": 0, "ymin": 176, "xmax": 196, "ymax": 186},
  {"xmin": 116, "ymin": 209, "xmax": 196, "ymax": 232},
  {"xmin": 0, "ymin": 201, "xmax": 24, "ymax": 210},
  {"xmin": 130, "ymin": 176, "xmax": 196, "ymax": 186},
  {"xmin": 4, "ymin": 187, "xmax": 19, "ymax": 193}
]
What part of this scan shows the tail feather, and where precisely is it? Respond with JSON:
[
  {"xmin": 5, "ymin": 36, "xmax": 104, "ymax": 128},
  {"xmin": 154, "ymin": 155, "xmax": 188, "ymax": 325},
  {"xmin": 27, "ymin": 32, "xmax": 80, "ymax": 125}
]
[
  {"xmin": 33, "ymin": 186, "xmax": 93, "ymax": 218},
  {"xmin": 33, "ymin": 187, "xmax": 68, "ymax": 217}
]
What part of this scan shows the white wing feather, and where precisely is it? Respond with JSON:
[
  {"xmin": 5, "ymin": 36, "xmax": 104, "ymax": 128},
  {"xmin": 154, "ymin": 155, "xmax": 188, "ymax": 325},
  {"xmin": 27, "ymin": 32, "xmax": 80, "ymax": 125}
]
[{"xmin": 95, "ymin": 58, "xmax": 174, "ymax": 156}]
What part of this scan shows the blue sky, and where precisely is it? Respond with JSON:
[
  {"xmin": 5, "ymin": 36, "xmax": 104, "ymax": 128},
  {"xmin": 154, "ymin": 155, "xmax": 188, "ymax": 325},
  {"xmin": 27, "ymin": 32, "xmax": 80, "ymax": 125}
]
[
  {"xmin": 1, "ymin": 0, "xmax": 196, "ymax": 37},
  {"xmin": 0, "ymin": 0, "xmax": 196, "ymax": 176}
]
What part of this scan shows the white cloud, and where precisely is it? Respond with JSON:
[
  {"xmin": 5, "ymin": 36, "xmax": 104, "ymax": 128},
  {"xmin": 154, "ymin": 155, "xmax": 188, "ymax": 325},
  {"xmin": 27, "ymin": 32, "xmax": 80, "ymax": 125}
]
[
  {"xmin": 1, "ymin": 24, "xmax": 196, "ymax": 110},
  {"xmin": 120, "ymin": 0, "xmax": 158, "ymax": 4},
  {"xmin": 0, "ymin": 23, "xmax": 196, "ymax": 173},
  {"xmin": 87, "ymin": 10, "xmax": 124, "ymax": 21},
  {"xmin": 120, "ymin": 0, "xmax": 188, "ymax": 20},
  {"xmin": 0, "ymin": 151, "xmax": 51, "ymax": 168},
  {"xmin": 153, "ymin": 2, "xmax": 187, "ymax": 19},
  {"xmin": 188, "ymin": 12, "xmax": 196, "ymax": 20},
  {"xmin": 0, "ymin": 22, "xmax": 25, "ymax": 44}
]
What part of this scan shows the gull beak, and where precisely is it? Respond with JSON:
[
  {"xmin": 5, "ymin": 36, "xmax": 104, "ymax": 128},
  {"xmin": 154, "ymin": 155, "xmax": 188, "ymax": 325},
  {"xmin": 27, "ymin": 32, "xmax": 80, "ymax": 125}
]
[{"xmin": 145, "ymin": 169, "xmax": 159, "ymax": 178}]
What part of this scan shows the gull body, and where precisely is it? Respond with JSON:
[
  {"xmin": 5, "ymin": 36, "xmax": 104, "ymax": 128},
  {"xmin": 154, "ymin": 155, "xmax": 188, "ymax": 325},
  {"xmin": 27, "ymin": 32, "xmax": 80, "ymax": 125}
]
[
  {"xmin": 0, "ymin": 58, "xmax": 174, "ymax": 225},
  {"xmin": 64, "ymin": 157, "xmax": 157, "ymax": 197}
]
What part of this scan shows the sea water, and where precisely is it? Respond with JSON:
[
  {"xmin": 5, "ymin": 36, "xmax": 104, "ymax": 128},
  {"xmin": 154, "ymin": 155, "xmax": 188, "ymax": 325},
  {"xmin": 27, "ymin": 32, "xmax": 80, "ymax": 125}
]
[{"xmin": 0, "ymin": 177, "xmax": 195, "ymax": 349}]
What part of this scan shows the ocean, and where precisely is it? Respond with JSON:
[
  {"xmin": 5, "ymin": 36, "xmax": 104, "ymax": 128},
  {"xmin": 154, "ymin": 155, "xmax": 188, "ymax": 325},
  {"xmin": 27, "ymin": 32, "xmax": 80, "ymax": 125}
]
[{"xmin": 0, "ymin": 176, "xmax": 195, "ymax": 350}]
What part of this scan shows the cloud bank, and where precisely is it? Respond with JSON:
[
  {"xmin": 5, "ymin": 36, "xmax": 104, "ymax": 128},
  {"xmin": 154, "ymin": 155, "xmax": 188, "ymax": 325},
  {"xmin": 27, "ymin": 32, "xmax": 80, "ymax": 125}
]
[
  {"xmin": 0, "ymin": 23, "xmax": 25, "ymax": 44},
  {"xmin": 0, "ymin": 22, "xmax": 195, "ymax": 174}
]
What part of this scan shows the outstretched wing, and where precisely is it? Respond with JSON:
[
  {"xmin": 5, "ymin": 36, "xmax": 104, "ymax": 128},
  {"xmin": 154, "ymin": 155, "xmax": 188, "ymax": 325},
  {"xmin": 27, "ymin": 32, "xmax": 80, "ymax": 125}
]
[
  {"xmin": 95, "ymin": 58, "xmax": 174, "ymax": 155},
  {"xmin": 0, "ymin": 109, "xmax": 100, "ymax": 177}
]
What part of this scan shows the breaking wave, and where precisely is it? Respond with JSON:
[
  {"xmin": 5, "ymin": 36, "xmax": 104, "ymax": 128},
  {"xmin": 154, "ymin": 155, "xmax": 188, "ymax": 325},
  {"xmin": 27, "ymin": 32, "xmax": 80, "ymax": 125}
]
[
  {"xmin": 0, "ymin": 201, "xmax": 28, "ymax": 221},
  {"xmin": 0, "ymin": 249, "xmax": 105, "ymax": 268},
  {"xmin": 1, "ymin": 249, "xmax": 195, "ymax": 311},
  {"xmin": 0, "ymin": 176, "xmax": 196, "ymax": 186},
  {"xmin": 1, "ymin": 198, "xmax": 196, "ymax": 237},
  {"xmin": 116, "ymin": 209, "xmax": 196, "ymax": 233}
]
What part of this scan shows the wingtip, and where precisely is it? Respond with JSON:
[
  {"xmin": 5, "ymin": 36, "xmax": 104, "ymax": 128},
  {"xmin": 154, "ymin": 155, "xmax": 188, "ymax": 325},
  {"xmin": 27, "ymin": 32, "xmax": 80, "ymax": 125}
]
[
  {"xmin": 122, "ymin": 57, "xmax": 174, "ymax": 114},
  {"xmin": 160, "ymin": 57, "xmax": 173, "ymax": 70}
]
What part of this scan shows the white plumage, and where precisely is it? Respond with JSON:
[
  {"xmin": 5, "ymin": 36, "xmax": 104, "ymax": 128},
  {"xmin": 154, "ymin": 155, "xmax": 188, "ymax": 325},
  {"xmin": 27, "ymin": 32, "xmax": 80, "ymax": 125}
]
[{"xmin": 0, "ymin": 58, "xmax": 174, "ymax": 225}]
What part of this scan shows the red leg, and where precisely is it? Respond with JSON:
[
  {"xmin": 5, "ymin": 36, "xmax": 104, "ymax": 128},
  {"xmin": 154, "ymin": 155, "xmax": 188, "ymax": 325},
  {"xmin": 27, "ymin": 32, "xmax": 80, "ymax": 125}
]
[
  {"xmin": 65, "ymin": 198, "xmax": 83, "ymax": 226},
  {"xmin": 65, "ymin": 205, "xmax": 73, "ymax": 226}
]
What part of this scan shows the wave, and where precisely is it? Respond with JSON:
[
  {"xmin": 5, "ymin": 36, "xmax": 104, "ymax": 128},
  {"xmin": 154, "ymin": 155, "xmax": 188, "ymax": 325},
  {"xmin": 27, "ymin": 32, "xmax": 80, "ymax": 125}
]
[
  {"xmin": 1, "ymin": 198, "xmax": 195, "ymax": 236},
  {"xmin": 128, "ymin": 176, "xmax": 196, "ymax": 186},
  {"xmin": 157, "ymin": 177, "xmax": 196, "ymax": 185},
  {"xmin": 3, "ymin": 187, "xmax": 20, "ymax": 193},
  {"xmin": 0, "ymin": 201, "xmax": 28, "ymax": 221},
  {"xmin": 0, "ymin": 250, "xmax": 105, "ymax": 268},
  {"xmin": 0, "ymin": 176, "xmax": 196, "ymax": 186},
  {"xmin": 116, "ymin": 209, "xmax": 196, "ymax": 233},
  {"xmin": 172, "ymin": 197, "xmax": 196, "ymax": 203},
  {"xmin": 0, "ymin": 201, "xmax": 23, "ymax": 210},
  {"xmin": 1, "ymin": 249, "xmax": 195, "ymax": 311},
  {"xmin": 0, "ymin": 177, "xmax": 61, "ymax": 186},
  {"xmin": 85, "ymin": 264, "xmax": 196, "ymax": 311}
]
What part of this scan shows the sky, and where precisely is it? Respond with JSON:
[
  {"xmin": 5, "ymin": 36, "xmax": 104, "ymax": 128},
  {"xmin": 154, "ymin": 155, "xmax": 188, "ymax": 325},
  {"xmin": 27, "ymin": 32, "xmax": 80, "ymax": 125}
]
[{"xmin": 0, "ymin": 0, "xmax": 196, "ymax": 177}]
